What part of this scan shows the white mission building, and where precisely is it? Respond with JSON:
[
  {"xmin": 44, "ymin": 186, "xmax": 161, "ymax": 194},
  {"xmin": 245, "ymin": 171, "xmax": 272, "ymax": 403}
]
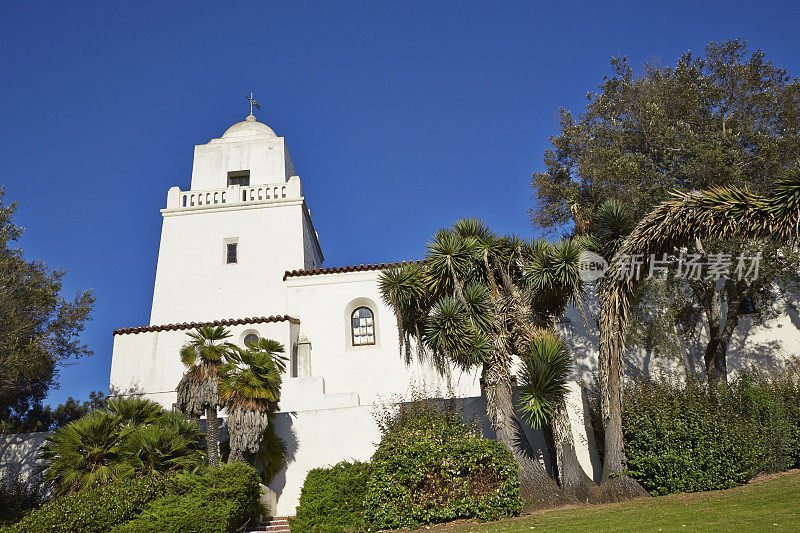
[
  {"xmin": 108, "ymin": 112, "xmax": 800, "ymax": 516},
  {"xmin": 109, "ymin": 112, "xmax": 493, "ymax": 515}
]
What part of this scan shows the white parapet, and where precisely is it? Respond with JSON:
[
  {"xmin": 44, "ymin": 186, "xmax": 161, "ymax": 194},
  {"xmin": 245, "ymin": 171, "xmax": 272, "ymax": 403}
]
[{"xmin": 164, "ymin": 176, "xmax": 304, "ymax": 212}]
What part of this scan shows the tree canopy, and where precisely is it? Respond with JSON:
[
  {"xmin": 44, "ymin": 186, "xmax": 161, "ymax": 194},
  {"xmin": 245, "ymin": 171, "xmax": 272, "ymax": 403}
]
[
  {"xmin": 0, "ymin": 187, "xmax": 95, "ymax": 427},
  {"xmin": 530, "ymin": 39, "xmax": 800, "ymax": 381}
]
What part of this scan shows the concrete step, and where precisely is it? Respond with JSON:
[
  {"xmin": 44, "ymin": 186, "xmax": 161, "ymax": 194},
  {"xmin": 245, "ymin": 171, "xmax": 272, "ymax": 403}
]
[{"xmin": 245, "ymin": 516, "xmax": 293, "ymax": 533}]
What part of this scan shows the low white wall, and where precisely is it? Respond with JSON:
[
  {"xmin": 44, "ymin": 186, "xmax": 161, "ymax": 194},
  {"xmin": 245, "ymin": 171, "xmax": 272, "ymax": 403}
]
[
  {"xmin": 268, "ymin": 385, "xmax": 601, "ymax": 517},
  {"xmin": 0, "ymin": 431, "xmax": 49, "ymax": 482}
]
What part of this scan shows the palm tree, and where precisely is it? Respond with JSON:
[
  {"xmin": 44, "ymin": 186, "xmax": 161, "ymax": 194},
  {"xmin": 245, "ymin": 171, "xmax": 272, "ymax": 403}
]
[
  {"xmin": 127, "ymin": 411, "xmax": 205, "ymax": 476},
  {"xmin": 106, "ymin": 396, "xmax": 163, "ymax": 427},
  {"xmin": 595, "ymin": 166, "xmax": 800, "ymax": 502},
  {"xmin": 177, "ymin": 325, "xmax": 235, "ymax": 467},
  {"xmin": 517, "ymin": 330, "xmax": 596, "ymax": 502},
  {"xmin": 41, "ymin": 411, "xmax": 134, "ymax": 493},
  {"xmin": 379, "ymin": 219, "xmax": 591, "ymax": 507},
  {"xmin": 220, "ymin": 340, "xmax": 286, "ymax": 464}
]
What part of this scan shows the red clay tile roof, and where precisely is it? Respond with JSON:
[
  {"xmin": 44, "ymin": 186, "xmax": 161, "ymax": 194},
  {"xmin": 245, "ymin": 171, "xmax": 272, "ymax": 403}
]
[
  {"xmin": 113, "ymin": 315, "xmax": 299, "ymax": 336},
  {"xmin": 283, "ymin": 260, "xmax": 422, "ymax": 280}
]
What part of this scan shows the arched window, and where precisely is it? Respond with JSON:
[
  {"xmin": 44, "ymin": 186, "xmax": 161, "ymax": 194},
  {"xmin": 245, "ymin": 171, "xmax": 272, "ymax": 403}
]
[
  {"xmin": 244, "ymin": 333, "xmax": 259, "ymax": 348},
  {"xmin": 351, "ymin": 306, "xmax": 375, "ymax": 346}
]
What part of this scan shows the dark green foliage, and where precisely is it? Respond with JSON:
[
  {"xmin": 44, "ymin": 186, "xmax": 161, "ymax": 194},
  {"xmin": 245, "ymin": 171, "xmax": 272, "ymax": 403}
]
[
  {"xmin": 618, "ymin": 372, "xmax": 800, "ymax": 496},
  {"xmin": 1, "ymin": 392, "xmax": 107, "ymax": 434},
  {"xmin": 6, "ymin": 477, "xmax": 165, "ymax": 533},
  {"xmin": 517, "ymin": 331, "xmax": 571, "ymax": 429},
  {"xmin": 0, "ymin": 469, "xmax": 47, "ymax": 526},
  {"xmin": 364, "ymin": 400, "xmax": 521, "ymax": 530},
  {"xmin": 41, "ymin": 398, "xmax": 205, "ymax": 493},
  {"xmin": 0, "ymin": 188, "xmax": 95, "ymax": 431},
  {"xmin": 112, "ymin": 462, "xmax": 261, "ymax": 533},
  {"xmin": 290, "ymin": 461, "xmax": 372, "ymax": 533}
]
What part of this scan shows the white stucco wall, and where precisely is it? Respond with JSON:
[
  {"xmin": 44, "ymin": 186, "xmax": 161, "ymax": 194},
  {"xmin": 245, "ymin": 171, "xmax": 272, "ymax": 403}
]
[
  {"xmin": 110, "ymin": 320, "xmax": 297, "ymax": 407},
  {"xmin": 0, "ymin": 432, "xmax": 49, "ymax": 483},
  {"xmin": 149, "ymin": 200, "xmax": 311, "ymax": 325},
  {"xmin": 285, "ymin": 270, "xmax": 483, "ymax": 404},
  {"xmin": 558, "ymin": 288, "xmax": 800, "ymax": 382},
  {"xmin": 190, "ymin": 119, "xmax": 293, "ymax": 190}
]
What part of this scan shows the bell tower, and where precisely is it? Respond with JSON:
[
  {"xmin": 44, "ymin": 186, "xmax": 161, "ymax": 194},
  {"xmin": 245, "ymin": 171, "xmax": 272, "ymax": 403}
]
[{"xmin": 148, "ymin": 113, "xmax": 323, "ymax": 325}]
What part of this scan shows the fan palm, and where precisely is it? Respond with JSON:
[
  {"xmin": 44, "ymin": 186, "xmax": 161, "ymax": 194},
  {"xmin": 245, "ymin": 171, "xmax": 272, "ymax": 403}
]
[
  {"xmin": 220, "ymin": 340, "xmax": 286, "ymax": 464},
  {"xmin": 380, "ymin": 218, "xmax": 591, "ymax": 507},
  {"xmin": 106, "ymin": 396, "xmax": 163, "ymax": 427},
  {"xmin": 40, "ymin": 411, "xmax": 135, "ymax": 494},
  {"xmin": 126, "ymin": 411, "xmax": 205, "ymax": 476},
  {"xmin": 596, "ymin": 165, "xmax": 800, "ymax": 501},
  {"xmin": 177, "ymin": 325, "xmax": 235, "ymax": 467}
]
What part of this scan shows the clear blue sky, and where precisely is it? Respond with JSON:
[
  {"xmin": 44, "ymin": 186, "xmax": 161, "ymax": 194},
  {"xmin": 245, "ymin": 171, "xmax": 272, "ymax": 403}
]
[{"xmin": 2, "ymin": 1, "xmax": 799, "ymax": 406}]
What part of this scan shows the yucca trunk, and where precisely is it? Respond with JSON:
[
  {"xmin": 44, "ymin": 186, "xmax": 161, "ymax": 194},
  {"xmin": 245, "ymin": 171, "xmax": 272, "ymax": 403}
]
[
  {"xmin": 206, "ymin": 406, "xmax": 220, "ymax": 467},
  {"xmin": 483, "ymin": 365, "xmax": 573, "ymax": 509},
  {"xmin": 553, "ymin": 402, "xmax": 596, "ymax": 502}
]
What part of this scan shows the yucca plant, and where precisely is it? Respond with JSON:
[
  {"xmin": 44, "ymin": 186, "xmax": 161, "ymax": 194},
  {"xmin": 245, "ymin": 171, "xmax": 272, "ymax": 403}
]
[
  {"xmin": 380, "ymin": 218, "xmax": 593, "ymax": 506},
  {"xmin": 597, "ymin": 165, "xmax": 800, "ymax": 501},
  {"xmin": 517, "ymin": 330, "xmax": 595, "ymax": 502},
  {"xmin": 176, "ymin": 325, "xmax": 235, "ymax": 467},
  {"xmin": 518, "ymin": 332, "xmax": 570, "ymax": 429}
]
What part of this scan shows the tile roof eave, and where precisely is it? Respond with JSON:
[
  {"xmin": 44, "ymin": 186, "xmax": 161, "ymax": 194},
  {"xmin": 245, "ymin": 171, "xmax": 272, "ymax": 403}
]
[
  {"xmin": 283, "ymin": 260, "xmax": 423, "ymax": 280},
  {"xmin": 113, "ymin": 315, "xmax": 299, "ymax": 336}
]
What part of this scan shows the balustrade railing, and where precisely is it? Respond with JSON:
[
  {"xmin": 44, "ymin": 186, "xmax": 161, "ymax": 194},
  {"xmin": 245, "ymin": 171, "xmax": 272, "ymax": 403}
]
[{"xmin": 168, "ymin": 182, "xmax": 298, "ymax": 210}]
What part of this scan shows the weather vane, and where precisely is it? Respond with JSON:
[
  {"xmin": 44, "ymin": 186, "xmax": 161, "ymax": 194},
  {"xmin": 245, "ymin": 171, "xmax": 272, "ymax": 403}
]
[{"xmin": 243, "ymin": 92, "xmax": 261, "ymax": 115}]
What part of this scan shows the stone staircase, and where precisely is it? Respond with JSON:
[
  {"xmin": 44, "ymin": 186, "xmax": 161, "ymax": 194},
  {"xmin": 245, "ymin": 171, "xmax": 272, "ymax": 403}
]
[{"xmin": 246, "ymin": 516, "xmax": 293, "ymax": 533}]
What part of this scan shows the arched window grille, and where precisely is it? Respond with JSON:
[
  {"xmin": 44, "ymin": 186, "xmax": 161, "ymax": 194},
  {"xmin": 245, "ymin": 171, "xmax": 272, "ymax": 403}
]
[
  {"xmin": 351, "ymin": 306, "xmax": 375, "ymax": 346},
  {"xmin": 244, "ymin": 333, "xmax": 259, "ymax": 348}
]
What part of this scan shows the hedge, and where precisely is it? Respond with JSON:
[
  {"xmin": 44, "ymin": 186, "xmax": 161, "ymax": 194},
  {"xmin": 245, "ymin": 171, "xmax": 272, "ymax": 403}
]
[
  {"xmin": 113, "ymin": 462, "xmax": 261, "ymax": 533},
  {"xmin": 6, "ymin": 477, "xmax": 165, "ymax": 533},
  {"xmin": 364, "ymin": 433, "xmax": 521, "ymax": 530},
  {"xmin": 621, "ymin": 375, "xmax": 800, "ymax": 495},
  {"xmin": 290, "ymin": 461, "xmax": 371, "ymax": 533}
]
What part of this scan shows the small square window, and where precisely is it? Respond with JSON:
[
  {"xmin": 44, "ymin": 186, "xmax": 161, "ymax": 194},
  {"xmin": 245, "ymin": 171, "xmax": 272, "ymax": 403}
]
[
  {"xmin": 226, "ymin": 243, "xmax": 238, "ymax": 264},
  {"xmin": 227, "ymin": 171, "xmax": 250, "ymax": 187}
]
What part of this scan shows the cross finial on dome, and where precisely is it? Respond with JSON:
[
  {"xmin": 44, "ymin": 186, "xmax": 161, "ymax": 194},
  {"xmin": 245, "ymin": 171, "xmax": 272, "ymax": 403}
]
[{"xmin": 243, "ymin": 92, "xmax": 260, "ymax": 121}]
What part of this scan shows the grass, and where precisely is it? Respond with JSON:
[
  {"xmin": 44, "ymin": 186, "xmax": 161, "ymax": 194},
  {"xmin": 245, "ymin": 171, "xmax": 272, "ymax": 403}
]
[{"xmin": 425, "ymin": 470, "xmax": 800, "ymax": 533}]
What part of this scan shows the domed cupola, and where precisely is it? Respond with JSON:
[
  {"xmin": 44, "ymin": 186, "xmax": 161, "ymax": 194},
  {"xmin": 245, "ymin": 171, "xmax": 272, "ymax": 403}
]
[{"xmin": 220, "ymin": 113, "xmax": 277, "ymax": 140}]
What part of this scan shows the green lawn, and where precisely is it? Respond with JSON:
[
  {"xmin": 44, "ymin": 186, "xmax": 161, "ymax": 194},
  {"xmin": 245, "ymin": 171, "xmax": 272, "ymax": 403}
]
[{"xmin": 428, "ymin": 471, "xmax": 800, "ymax": 533}]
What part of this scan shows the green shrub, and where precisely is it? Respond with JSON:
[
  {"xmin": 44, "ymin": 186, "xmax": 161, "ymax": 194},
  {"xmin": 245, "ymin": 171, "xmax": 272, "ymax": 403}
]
[
  {"xmin": 726, "ymin": 373, "xmax": 800, "ymax": 473},
  {"xmin": 586, "ymin": 367, "xmax": 800, "ymax": 497},
  {"xmin": 113, "ymin": 462, "xmax": 261, "ymax": 533},
  {"xmin": 0, "ymin": 469, "xmax": 47, "ymax": 526},
  {"xmin": 623, "ymin": 380, "xmax": 758, "ymax": 495},
  {"xmin": 290, "ymin": 461, "xmax": 371, "ymax": 533},
  {"xmin": 364, "ymin": 399, "xmax": 521, "ymax": 530},
  {"xmin": 7, "ymin": 476, "xmax": 165, "ymax": 533}
]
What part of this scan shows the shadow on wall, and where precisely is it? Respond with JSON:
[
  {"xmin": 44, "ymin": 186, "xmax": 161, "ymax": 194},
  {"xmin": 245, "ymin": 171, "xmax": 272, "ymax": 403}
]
[
  {"xmin": 0, "ymin": 431, "xmax": 50, "ymax": 484},
  {"xmin": 267, "ymin": 414, "xmax": 299, "ymax": 496},
  {"xmin": 561, "ymin": 285, "xmax": 799, "ymax": 384}
]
